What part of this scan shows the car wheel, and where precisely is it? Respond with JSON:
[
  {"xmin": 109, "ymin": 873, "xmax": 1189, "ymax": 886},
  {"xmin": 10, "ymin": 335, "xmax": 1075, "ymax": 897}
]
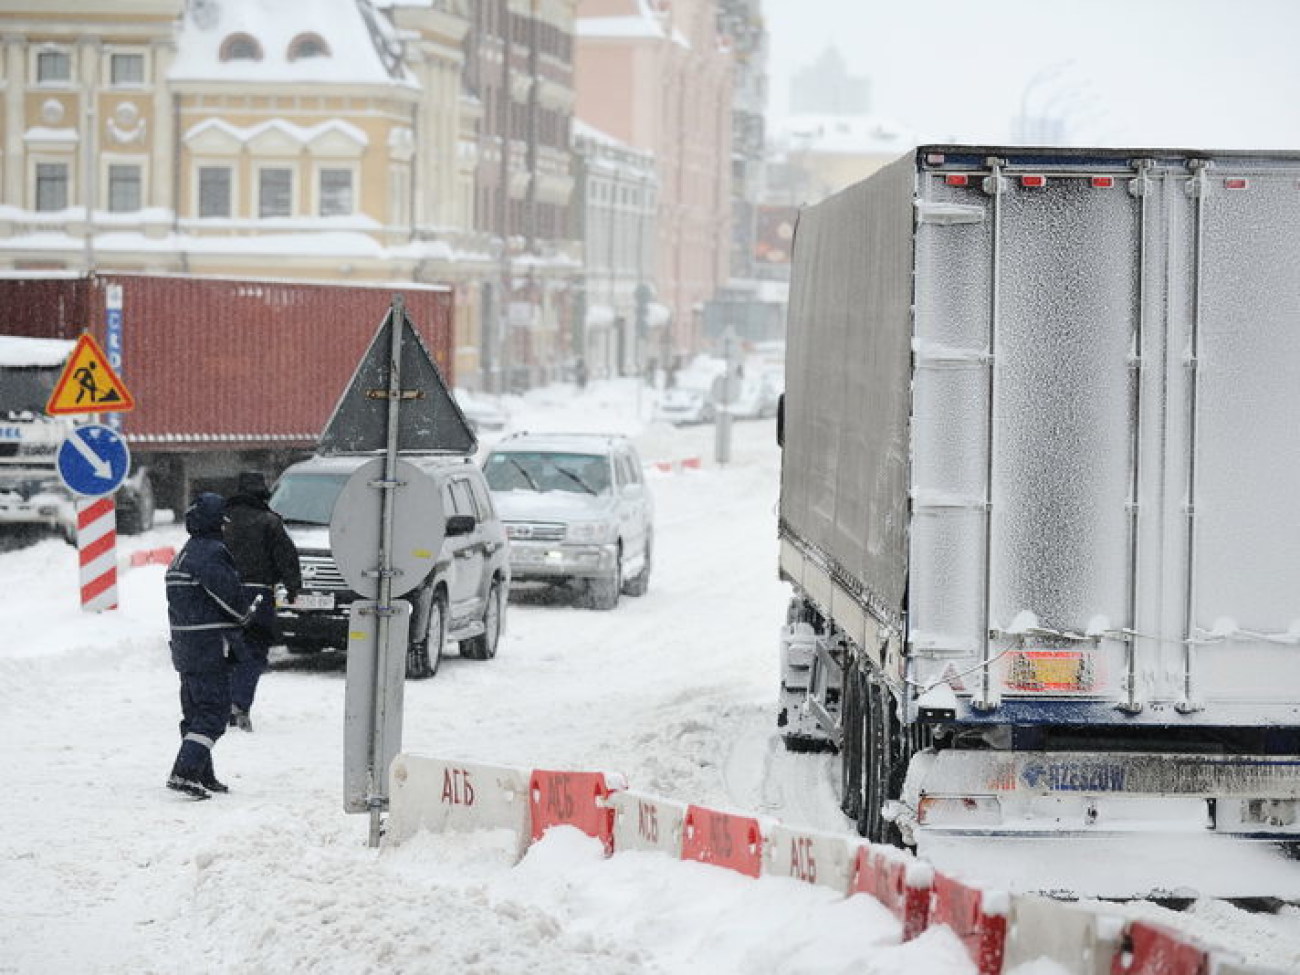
[
  {"xmin": 584, "ymin": 547, "xmax": 622, "ymax": 611},
  {"xmin": 461, "ymin": 578, "xmax": 503, "ymax": 661},
  {"xmin": 622, "ymin": 533, "xmax": 652, "ymax": 597},
  {"xmin": 406, "ymin": 590, "xmax": 446, "ymax": 680}
]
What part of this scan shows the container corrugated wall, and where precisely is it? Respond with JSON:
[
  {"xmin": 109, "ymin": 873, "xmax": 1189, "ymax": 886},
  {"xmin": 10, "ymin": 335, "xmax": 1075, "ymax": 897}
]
[{"xmin": 0, "ymin": 274, "xmax": 453, "ymax": 449}]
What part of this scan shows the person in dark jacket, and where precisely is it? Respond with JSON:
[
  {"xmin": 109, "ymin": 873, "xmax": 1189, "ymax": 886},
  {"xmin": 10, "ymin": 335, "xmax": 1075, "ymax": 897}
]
[
  {"xmin": 165, "ymin": 492, "xmax": 255, "ymax": 799},
  {"xmin": 223, "ymin": 470, "xmax": 301, "ymax": 732}
]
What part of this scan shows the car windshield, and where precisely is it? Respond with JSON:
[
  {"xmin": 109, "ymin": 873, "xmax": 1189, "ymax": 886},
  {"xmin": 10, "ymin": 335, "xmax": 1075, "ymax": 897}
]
[
  {"xmin": 484, "ymin": 451, "xmax": 610, "ymax": 495},
  {"xmin": 269, "ymin": 472, "xmax": 352, "ymax": 525}
]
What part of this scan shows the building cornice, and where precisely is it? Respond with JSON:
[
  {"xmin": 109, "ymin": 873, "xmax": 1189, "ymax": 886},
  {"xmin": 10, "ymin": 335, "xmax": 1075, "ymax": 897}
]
[{"xmin": 169, "ymin": 79, "xmax": 421, "ymax": 105}]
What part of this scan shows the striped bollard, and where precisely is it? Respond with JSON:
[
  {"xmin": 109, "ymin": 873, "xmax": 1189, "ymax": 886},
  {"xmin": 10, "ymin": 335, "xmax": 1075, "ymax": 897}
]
[{"xmin": 77, "ymin": 496, "xmax": 119, "ymax": 612}]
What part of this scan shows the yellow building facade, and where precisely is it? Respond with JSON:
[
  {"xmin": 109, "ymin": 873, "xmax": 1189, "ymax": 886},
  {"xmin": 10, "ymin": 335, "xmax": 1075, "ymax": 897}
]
[{"xmin": 0, "ymin": 0, "xmax": 505, "ymax": 388}]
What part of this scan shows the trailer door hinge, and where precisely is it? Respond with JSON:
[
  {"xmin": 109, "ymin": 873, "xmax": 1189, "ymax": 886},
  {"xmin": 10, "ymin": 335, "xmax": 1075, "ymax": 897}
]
[{"xmin": 365, "ymin": 389, "xmax": 425, "ymax": 401}]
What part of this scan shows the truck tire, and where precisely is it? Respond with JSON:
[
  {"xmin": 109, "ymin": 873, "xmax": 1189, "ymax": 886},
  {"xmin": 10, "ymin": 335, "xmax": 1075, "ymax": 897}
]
[
  {"xmin": 853, "ymin": 675, "xmax": 911, "ymax": 847},
  {"xmin": 116, "ymin": 478, "xmax": 156, "ymax": 535},
  {"xmin": 406, "ymin": 590, "xmax": 445, "ymax": 680},
  {"xmin": 460, "ymin": 579, "xmax": 503, "ymax": 661},
  {"xmin": 839, "ymin": 664, "xmax": 866, "ymax": 820}
]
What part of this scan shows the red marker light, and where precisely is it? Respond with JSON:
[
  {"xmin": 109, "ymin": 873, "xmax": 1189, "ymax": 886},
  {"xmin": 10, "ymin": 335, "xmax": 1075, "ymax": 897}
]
[
  {"xmin": 1091, "ymin": 176, "xmax": 1115, "ymax": 189},
  {"xmin": 945, "ymin": 174, "xmax": 969, "ymax": 187},
  {"xmin": 1021, "ymin": 174, "xmax": 1046, "ymax": 188},
  {"xmin": 1224, "ymin": 177, "xmax": 1249, "ymax": 190}
]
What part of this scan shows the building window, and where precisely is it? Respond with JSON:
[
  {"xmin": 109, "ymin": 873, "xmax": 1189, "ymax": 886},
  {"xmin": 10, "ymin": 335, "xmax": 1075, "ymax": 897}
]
[
  {"xmin": 36, "ymin": 51, "xmax": 71, "ymax": 84},
  {"xmin": 258, "ymin": 168, "xmax": 293, "ymax": 218},
  {"xmin": 35, "ymin": 163, "xmax": 69, "ymax": 211},
  {"xmin": 108, "ymin": 165, "xmax": 142, "ymax": 212},
  {"xmin": 319, "ymin": 168, "xmax": 353, "ymax": 217},
  {"xmin": 220, "ymin": 33, "xmax": 263, "ymax": 61},
  {"xmin": 198, "ymin": 166, "xmax": 232, "ymax": 218},
  {"xmin": 110, "ymin": 53, "xmax": 145, "ymax": 86},
  {"xmin": 288, "ymin": 33, "xmax": 330, "ymax": 60}
]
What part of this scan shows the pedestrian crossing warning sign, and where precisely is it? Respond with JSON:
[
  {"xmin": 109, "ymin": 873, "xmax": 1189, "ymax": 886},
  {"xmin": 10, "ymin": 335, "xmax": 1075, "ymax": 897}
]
[{"xmin": 46, "ymin": 332, "xmax": 136, "ymax": 415}]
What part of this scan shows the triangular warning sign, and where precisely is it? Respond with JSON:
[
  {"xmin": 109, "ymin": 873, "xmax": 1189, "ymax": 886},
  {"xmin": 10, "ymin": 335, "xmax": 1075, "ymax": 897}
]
[
  {"xmin": 318, "ymin": 298, "xmax": 476, "ymax": 455},
  {"xmin": 46, "ymin": 332, "xmax": 136, "ymax": 415}
]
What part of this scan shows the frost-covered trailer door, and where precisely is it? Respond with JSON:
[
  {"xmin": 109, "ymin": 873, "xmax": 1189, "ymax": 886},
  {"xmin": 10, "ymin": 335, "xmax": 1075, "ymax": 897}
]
[{"xmin": 909, "ymin": 148, "xmax": 1300, "ymax": 726}]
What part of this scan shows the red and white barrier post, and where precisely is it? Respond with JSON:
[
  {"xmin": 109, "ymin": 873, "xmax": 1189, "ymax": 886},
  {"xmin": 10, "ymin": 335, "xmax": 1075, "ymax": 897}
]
[{"xmin": 76, "ymin": 496, "xmax": 118, "ymax": 612}]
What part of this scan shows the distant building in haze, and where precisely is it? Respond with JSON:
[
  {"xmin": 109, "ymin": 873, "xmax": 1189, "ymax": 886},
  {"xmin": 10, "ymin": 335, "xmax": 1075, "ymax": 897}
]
[{"xmin": 789, "ymin": 46, "xmax": 870, "ymax": 117}]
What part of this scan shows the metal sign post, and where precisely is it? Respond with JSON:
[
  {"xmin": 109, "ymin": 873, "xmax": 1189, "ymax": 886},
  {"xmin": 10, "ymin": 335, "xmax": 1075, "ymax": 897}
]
[
  {"xmin": 326, "ymin": 294, "xmax": 471, "ymax": 847},
  {"xmin": 370, "ymin": 295, "xmax": 406, "ymax": 847},
  {"xmin": 715, "ymin": 328, "xmax": 737, "ymax": 465}
]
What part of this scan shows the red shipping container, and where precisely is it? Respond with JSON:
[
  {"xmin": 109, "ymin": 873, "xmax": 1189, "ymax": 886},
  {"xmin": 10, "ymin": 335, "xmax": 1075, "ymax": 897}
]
[{"xmin": 0, "ymin": 271, "xmax": 454, "ymax": 449}]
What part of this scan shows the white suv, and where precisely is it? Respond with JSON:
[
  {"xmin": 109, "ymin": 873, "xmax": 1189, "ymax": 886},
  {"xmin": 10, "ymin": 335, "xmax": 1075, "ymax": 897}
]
[
  {"xmin": 482, "ymin": 432, "xmax": 653, "ymax": 610},
  {"xmin": 269, "ymin": 452, "xmax": 509, "ymax": 679}
]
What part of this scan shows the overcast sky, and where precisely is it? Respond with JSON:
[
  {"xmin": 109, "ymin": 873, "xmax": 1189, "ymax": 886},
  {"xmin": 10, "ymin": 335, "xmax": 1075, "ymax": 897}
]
[{"xmin": 761, "ymin": 0, "xmax": 1300, "ymax": 149}]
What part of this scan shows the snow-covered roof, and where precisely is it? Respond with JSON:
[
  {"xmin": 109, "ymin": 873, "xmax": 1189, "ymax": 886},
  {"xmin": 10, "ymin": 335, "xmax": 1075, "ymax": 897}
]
[
  {"xmin": 171, "ymin": 0, "xmax": 416, "ymax": 88},
  {"xmin": 576, "ymin": 0, "xmax": 670, "ymax": 43},
  {"xmin": 0, "ymin": 336, "xmax": 75, "ymax": 368},
  {"xmin": 572, "ymin": 118, "xmax": 628, "ymax": 149}
]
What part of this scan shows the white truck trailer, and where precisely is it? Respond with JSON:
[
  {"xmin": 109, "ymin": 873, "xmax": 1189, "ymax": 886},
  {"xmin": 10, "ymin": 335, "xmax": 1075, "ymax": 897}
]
[{"xmin": 776, "ymin": 146, "xmax": 1300, "ymax": 859}]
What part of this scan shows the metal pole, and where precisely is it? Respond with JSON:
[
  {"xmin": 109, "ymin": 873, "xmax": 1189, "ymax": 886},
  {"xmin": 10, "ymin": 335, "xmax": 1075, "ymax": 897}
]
[
  {"xmin": 367, "ymin": 294, "xmax": 405, "ymax": 847},
  {"xmin": 715, "ymin": 328, "xmax": 735, "ymax": 465}
]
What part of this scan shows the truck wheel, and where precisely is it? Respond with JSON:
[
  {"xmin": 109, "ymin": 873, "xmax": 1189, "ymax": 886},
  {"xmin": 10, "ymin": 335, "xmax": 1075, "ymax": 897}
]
[
  {"xmin": 856, "ymin": 676, "xmax": 906, "ymax": 846},
  {"xmin": 406, "ymin": 591, "xmax": 445, "ymax": 680},
  {"xmin": 116, "ymin": 479, "xmax": 156, "ymax": 536},
  {"xmin": 461, "ymin": 579, "xmax": 503, "ymax": 661},
  {"xmin": 839, "ymin": 665, "xmax": 866, "ymax": 820}
]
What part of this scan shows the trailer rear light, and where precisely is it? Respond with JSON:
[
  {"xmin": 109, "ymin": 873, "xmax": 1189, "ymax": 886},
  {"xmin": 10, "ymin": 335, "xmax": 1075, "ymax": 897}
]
[
  {"xmin": 1020, "ymin": 174, "xmax": 1046, "ymax": 188},
  {"xmin": 1091, "ymin": 176, "xmax": 1115, "ymax": 188},
  {"xmin": 1005, "ymin": 650, "xmax": 1095, "ymax": 692},
  {"xmin": 1224, "ymin": 177, "xmax": 1249, "ymax": 190},
  {"xmin": 945, "ymin": 174, "xmax": 969, "ymax": 187},
  {"xmin": 917, "ymin": 795, "xmax": 1002, "ymax": 827}
]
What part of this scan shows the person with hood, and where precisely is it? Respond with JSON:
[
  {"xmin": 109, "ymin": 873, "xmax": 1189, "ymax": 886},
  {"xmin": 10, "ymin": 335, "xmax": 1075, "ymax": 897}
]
[
  {"xmin": 165, "ymin": 492, "xmax": 255, "ymax": 799},
  {"xmin": 223, "ymin": 470, "xmax": 301, "ymax": 732}
]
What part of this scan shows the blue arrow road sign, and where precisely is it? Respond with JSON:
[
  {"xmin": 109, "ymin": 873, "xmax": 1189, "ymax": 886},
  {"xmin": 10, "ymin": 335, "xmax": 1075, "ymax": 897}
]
[{"xmin": 57, "ymin": 424, "xmax": 131, "ymax": 498}]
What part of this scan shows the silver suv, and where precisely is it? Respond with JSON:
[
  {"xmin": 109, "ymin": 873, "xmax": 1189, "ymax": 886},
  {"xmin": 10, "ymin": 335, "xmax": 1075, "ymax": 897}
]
[
  {"xmin": 482, "ymin": 432, "xmax": 653, "ymax": 610},
  {"xmin": 269, "ymin": 453, "xmax": 509, "ymax": 679}
]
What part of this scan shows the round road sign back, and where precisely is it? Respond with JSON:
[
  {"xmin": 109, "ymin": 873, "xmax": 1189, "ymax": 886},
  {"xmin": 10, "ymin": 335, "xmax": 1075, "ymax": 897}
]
[{"xmin": 329, "ymin": 458, "xmax": 445, "ymax": 599}]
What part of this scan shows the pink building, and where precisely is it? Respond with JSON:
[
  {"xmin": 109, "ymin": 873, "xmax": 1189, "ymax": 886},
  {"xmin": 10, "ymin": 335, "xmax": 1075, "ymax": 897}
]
[{"xmin": 575, "ymin": 0, "xmax": 733, "ymax": 365}]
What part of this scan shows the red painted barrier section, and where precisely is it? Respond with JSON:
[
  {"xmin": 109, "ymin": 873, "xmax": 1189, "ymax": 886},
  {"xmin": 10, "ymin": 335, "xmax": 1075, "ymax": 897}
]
[
  {"xmin": 1111, "ymin": 921, "xmax": 1209, "ymax": 975},
  {"xmin": 528, "ymin": 770, "xmax": 621, "ymax": 855},
  {"xmin": 129, "ymin": 546, "xmax": 176, "ymax": 568},
  {"xmin": 851, "ymin": 845, "xmax": 931, "ymax": 942},
  {"xmin": 680, "ymin": 804, "xmax": 763, "ymax": 878},
  {"xmin": 930, "ymin": 872, "xmax": 1008, "ymax": 975}
]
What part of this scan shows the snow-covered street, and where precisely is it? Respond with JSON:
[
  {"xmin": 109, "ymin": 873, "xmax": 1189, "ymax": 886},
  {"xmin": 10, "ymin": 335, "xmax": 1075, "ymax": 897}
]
[{"xmin": 3, "ymin": 379, "xmax": 1300, "ymax": 973}]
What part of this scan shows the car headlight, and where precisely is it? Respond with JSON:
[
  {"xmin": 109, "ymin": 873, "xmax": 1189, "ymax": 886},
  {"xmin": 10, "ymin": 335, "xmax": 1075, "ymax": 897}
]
[{"xmin": 567, "ymin": 521, "xmax": 616, "ymax": 544}]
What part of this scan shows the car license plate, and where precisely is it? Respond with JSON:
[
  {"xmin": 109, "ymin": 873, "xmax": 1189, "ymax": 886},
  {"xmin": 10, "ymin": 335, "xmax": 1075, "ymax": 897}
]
[{"xmin": 290, "ymin": 592, "xmax": 334, "ymax": 610}]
